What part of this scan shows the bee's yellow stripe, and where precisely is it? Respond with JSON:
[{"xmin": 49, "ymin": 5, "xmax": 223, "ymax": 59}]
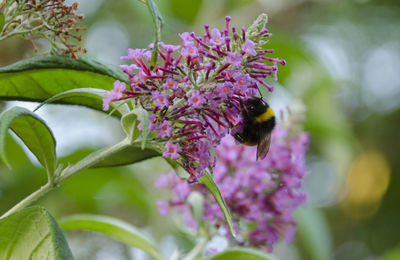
[{"xmin": 253, "ymin": 108, "xmax": 274, "ymax": 124}]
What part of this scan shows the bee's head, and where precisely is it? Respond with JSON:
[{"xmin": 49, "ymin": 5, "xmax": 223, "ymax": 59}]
[{"xmin": 244, "ymin": 97, "xmax": 269, "ymax": 117}]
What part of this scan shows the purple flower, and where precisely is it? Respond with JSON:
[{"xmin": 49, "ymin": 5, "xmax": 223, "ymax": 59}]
[
  {"xmin": 156, "ymin": 201, "xmax": 169, "ymax": 216},
  {"xmin": 163, "ymin": 141, "xmax": 182, "ymax": 160},
  {"xmin": 121, "ymin": 48, "xmax": 147, "ymax": 60},
  {"xmin": 272, "ymin": 62, "xmax": 278, "ymax": 81},
  {"xmin": 188, "ymin": 90, "xmax": 206, "ymax": 108},
  {"xmin": 106, "ymin": 15, "xmax": 287, "ymax": 182},
  {"xmin": 180, "ymin": 32, "xmax": 194, "ymax": 46},
  {"xmin": 214, "ymin": 83, "xmax": 234, "ymax": 99},
  {"xmin": 102, "ymin": 81, "xmax": 126, "ymax": 111},
  {"xmin": 158, "ymin": 120, "xmax": 173, "ymax": 138},
  {"xmin": 233, "ymin": 74, "xmax": 253, "ymax": 96},
  {"xmin": 226, "ymin": 52, "xmax": 242, "ymax": 68},
  {"xmin": 159, "ymin": 42, "xmax": 181, "ymax": 53},
  {"xmin": 156, "ymin": 119, "xmax": 309, "ymax": 253},
  {"xmin": 224, "ymin": 69, "xmax": 241, "ymax": 81},
  {"xmin": 163, "ymin": 78, "xmax": 178, "ymax": 90},
  {"xmin": 120, "ymin": 64, "xmax": 138, "ymax": 74},
  {"xmin": 131, "ymin": 74, "xmax": 141, "ymax": 87},
  {"xmin": 181, "ymin": 43, "xmax": 198, "ymax": 58},
  {"xmin": 102, "ymin": 92, "xmax": 113, "ymax": 111},
  {"xmin": 210, "ymin": 28, "xmax": 225, "ymax": 46},
  {"xmin": 152, "ymin": 91, "xmax": 171, "ymax": 108},
  {"xmin": 242, "ymin": 39, "xmax": 257, "ymax": 56},
  {"xmin": 148, "ymin": 113, "xmax": 157, "ymax": 132},
  {"xmin": 113, "ymin": 80, "xmax": 126, "ymax": 94}
]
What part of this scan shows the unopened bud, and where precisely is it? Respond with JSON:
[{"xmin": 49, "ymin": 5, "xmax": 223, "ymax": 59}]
[{"xmin": 246, "ymin": 13, "xmax": 268, "ymax": 41}]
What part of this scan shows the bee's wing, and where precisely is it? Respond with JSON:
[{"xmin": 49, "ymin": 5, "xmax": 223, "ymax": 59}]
[{"xmin": 257, "ymin": 132, "xmax": 271, "ymax": 160}]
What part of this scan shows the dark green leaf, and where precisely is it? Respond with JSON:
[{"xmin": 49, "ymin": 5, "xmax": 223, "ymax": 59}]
[
  {"xmin": 0, "ymin": 55, "xmax": 128, "ymax": 116},
  {"xmin": 208, "ymin": 247, "xmax": 276, "ymax": 260},
  {"xmin": 0, "ymin": 206, "xmax": 73, "ymax": 260},
  {"xmin": 199, "ymin": 172, "xmax": 236, "ymax": 238},
  {"xmin": 34, "ymin": 88, "xmax": 129, "ymax": 116},
  {"xmin": 0, "ymin": 106, "xmax": 56, "ymax": 179},
  {"xmin": 91, "ymin": 141, "xmax": 160, "ymax": 168},
  {"xmin": 59, "ymin": 214, "xmax": 164, "ymax": 260},
  {"xmin": 0, "ymin": 55, "xmax": 126, "ymax": 79}
]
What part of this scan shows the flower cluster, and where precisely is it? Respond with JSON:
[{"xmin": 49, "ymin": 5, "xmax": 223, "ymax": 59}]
[
  {"xmin": 0, "ymin": 0, "xmax": 86, "ymax": 58},
  {"xmin": 104, "ymin": 14, "xmax": 286, "ymax": 182},
  {"xmin": 155, "ymin": 121, "xmax": 309, "ymax": 252}
]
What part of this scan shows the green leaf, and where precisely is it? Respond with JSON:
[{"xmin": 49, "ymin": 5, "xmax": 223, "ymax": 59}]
[
  {"xmin": 295, "ymin": 207, "xmax": 332, "ymax": 260},
  {"xmin": 35, "ymin": 88, "xmax": 129, "ymax": 116},
  {"xmin": 0, "ymin": 55, "xmax": 128, "ymax": 116},
  {"xmin": 199, "ymin": 172, "xmax": 236, "ymax": 238},
  {"xmin": 0, "ymin": 106, "xmax": 56, "ymax": 179},
  {"xmin": 0, "ymin": 12, "xmax": 5, "ymax": 32},
  {"xmin": 208, "ymin": 248, "xmax": 276, "ymax": 260},
  {"xmin": 171, "ymin": 224, "xmax": 196, "ymax": 254},
  {"xmin": 187, "ymin": 191, "xmax": 204, "ymax": 230},
  {"xmin": 0, "ymin": 206, "xmax": 73, "ymax": 260},
  {"xmin": 59, "ymin": 214, "xmax": 164, "ymax": 260}
]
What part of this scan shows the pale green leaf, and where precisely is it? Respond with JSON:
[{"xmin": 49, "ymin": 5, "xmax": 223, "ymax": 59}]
[
  {"xmin": 208, "ymin": 247, "xmax": 276, "ymax": 260},
  {"xmin": 199, "ymin": 172, "xmax": 236, "ymax": 238},
  {"xmin": 187, "ymin": 191, "xmax": 204, "ymax": 230},
  {"xmin": 295, "ymin": 207, "xmax": 333, "ymax": 260},
  {"xmin": 121, "ymin": 111, "xmax": 140, "ymax": 142},
  {"xmin": 59, "ymin": 214, "xmax": 164, "ymax": 260}
]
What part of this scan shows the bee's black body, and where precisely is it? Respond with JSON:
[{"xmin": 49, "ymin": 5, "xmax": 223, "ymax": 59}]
[{"xmin": 234, "ymin": 97, "xmax": 276, "ymax": 160}]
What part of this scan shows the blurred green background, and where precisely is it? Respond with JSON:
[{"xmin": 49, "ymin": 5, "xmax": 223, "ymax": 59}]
[{"xmin": 1, "ymin": 0, "xmax": 399, "ymax": 259}]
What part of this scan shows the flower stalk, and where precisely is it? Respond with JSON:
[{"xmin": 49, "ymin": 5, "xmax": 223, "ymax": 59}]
[{"xmin": 0, "ymin": 0, "xmax": 86, "ymax": 58}]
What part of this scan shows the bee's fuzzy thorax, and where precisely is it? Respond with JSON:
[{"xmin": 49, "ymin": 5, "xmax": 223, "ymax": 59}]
[{"xmin": 253, "ymin": 108, "xmax": 275, "ymax": 124}]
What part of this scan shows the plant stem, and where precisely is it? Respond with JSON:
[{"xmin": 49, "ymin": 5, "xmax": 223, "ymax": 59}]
[
  {"xmin": 57, "ymin": 138, "xmax": 130, "ymax": 183},
  {"xmin": 0, "ymin": 139, "xmax": 131, "ymax": 219}
]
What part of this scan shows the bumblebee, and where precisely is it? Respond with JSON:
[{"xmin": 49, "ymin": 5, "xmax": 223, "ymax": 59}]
[{"xmin": 233, "ymin": 97, "xmax": 276, "ymax": 160}]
